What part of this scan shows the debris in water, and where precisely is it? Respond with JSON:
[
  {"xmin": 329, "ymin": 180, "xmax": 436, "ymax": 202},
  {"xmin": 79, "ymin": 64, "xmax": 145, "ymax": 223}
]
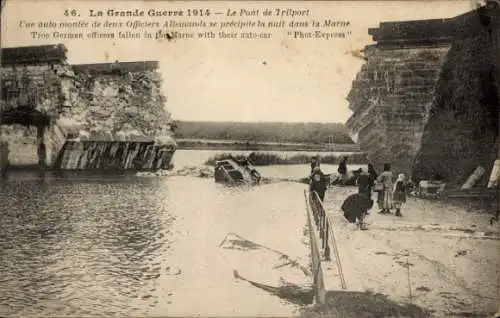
[
  {"xmin": 455, "ymin": 249, "xmax": 468, "ymax": 257},
  {"xmin": 233, "ymin": 269, "xmax": 240, "ymax": 280},
  {"xmin": 165, "ymin": 266, "xmax": 182, "ymax": 275},
  {"xmin": 233, "ymin": 270, "xmax": 314, "ymax": 305},
  {"xmin": 222, "ymin": 237, "xmax": 261, "ymax": 251},
  {"xmin": 221, "ymin": 233, "xmax": 310, "ymax": 275},
  {"xmin": 416, "ymin": 286, "xmax": 431, "ymax": 292},
  {"xmin": 396, "ymin": 260, "xmax": 414, "ymax": 268}
]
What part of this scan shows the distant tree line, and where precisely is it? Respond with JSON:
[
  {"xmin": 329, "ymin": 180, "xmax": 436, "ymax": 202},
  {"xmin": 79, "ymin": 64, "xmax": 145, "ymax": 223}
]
[
  {"xmin": 204, "ymin": 152, "xmax": 368, "ymax": 166},
  {"xmin": 173, "ymin": 121, "xmax": 356, "ymax": 144}
]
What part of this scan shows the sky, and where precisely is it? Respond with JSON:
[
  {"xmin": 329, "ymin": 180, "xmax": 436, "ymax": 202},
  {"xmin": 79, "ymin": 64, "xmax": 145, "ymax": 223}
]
[{"xmin": 1, "ymin": 0, "xmax": 473, "ymax": 123}]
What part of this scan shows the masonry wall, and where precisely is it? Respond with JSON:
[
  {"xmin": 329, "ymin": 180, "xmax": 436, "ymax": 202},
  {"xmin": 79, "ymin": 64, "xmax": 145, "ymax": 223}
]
[
  {"xmin": 412, "ymin": 5, "xmax": 500, "ymax": 186},
  {"xmin": 0, "ymin": 61, "xmax": 68, "ymax": 166},
  {"xmin": 59, "ymin": 62, "xmax": 173, "ymax": 140},
  {"xmin": 346, "ymin": 46, "xmax": 450, "ymax": 176},
  {"xmin": 0, "ymin": 62, "xmax": 67, "ymax": 117},
  {"xmin": 1, "ymin": 45, "xmax": 176, "ymax": 170}
]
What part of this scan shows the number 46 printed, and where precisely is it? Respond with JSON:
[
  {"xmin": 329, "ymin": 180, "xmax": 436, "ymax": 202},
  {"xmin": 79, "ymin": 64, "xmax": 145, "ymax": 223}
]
[{"xmin": 64, "ymin": 9, "xmax": 79, "ymax": 16}]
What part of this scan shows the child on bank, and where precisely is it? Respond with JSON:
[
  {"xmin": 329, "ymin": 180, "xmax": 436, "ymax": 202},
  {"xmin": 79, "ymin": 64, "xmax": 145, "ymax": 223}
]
[{"xmin": 393, "ymin": 173, "xmax": 407, "ymax": 217}]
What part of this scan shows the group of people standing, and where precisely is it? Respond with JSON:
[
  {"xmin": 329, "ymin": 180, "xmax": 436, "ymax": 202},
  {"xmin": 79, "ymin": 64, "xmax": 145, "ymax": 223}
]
[
  {"xmin": 308, "ymin": 156, "xmax": 409, "ymax": 230},
  {"xmin": 357, "ymin": 163, "xmax": 407, "ymax": 217}
]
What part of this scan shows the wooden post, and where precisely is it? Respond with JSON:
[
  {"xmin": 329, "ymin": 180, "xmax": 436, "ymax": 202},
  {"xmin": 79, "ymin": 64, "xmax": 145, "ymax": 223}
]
[
  {"xmin": 488, "ymin": 160, "xmax": 500, "ymax": 188},
  {"xmin": 461, "ymin": 166, "xmax": 486, "ymax": 189}
]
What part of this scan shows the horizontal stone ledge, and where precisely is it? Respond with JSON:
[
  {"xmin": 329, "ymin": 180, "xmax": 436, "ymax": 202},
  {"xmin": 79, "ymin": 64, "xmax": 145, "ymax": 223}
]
[
  {"xmin": 346, "ymin": 112, "xmax": 379, "ymax": 126},
  {"xmin": 358, "ymin": 133, "xmax": 387, "ymax": 145},
  {"xmin": 389, "ymin": 87, "xmax": 436, "ymax": 94},
  {"xmin": 72, "ymin": 61, "xmax": 160, "ymax": 74},
  {"xmin": 397, "ymin": 80, "xmax": 440, "ymax": 87},
  {"xmin": 372, "ymin": 40, "xmax": 454, "ymax": 49},
  {"xmin": 1, "ymin": 44, "xmax": 68, "ymax": 66},
  {"xmin": 346, "ymin": 118, "xmax": 378, "ymax": 131},
  {"xmin": 0, "ymin": 64, "xmax": 60, "ymax": 72}
]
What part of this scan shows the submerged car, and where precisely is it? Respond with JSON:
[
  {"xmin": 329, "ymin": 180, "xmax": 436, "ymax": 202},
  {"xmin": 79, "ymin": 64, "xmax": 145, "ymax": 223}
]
[{"xmin": 214, "ymin": 159, "xmax": 261, "ymax": 185}]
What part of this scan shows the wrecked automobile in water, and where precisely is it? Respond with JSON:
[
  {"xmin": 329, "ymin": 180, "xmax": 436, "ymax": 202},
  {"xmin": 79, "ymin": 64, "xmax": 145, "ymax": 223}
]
[{"xmin": 214, "ymin": 159, "xmax": 261, "ymax": 185}]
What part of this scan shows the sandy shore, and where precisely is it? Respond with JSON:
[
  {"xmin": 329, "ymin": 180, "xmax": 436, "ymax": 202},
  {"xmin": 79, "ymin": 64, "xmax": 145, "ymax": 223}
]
[{"xmin": 303, "ymin": 186, "xmax": 500, "ymax": 317}]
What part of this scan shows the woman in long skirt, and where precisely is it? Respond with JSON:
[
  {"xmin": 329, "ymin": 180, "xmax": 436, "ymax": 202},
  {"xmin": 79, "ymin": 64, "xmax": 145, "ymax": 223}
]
[
  {"xmin": 393, "ymin": 173, "xmax": 406, "ymax": 217},
  {"xmin": 376, "ymin": 164, "xmax": 394, "ymax": 214}
]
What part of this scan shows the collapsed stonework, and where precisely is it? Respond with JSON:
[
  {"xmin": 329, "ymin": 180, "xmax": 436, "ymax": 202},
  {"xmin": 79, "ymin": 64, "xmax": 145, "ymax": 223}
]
[
  {"xmin": 0, "ymin": 44, "xmax": 176, "ymax": 171},
  {"xmin": 59, "ymin": 61, "xmax": 173, "ymax": 140},
  {"xmin": 345, "ymin": 20, "xmax": 453, "ymax": 177},
  {"xmin": 413, "ymin": 2, "xmax": 500, "ymax": 186},
  {"xmin": 346, "ymin": 3, "xmax": 500, "ymax": 186}
]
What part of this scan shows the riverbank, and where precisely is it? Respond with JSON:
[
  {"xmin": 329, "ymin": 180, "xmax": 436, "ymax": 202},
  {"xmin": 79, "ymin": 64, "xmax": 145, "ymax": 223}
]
[
  {"xmin": 300, "ymin": 186, "xmax": 500, "ymax": 318},
  {"xmin": 204, "ymin": 152, "xmax": 367, "ymax": 166},
  {"xmin": 176, "ymin": 139, "xmax": 361, "ymax": 153}
]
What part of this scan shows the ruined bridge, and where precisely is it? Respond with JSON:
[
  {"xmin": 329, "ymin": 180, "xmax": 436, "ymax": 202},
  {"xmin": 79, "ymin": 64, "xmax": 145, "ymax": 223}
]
[
  {"xmin": 346, "ymin": 2, "xmax": 500, "ymax": 187},
  {"xmin": 0, "ymin": 44, "xmax": 176, "ymax": 171}
]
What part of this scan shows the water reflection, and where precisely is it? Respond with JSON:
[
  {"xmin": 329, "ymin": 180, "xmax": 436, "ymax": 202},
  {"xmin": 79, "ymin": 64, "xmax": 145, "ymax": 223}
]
[
  {"xmin": 0, "ymin": 171, "xmax": 311, "ymax": 317},
  {"xmin": 0, "ymin": 178, "xmax": 172, "ymax": 317}
]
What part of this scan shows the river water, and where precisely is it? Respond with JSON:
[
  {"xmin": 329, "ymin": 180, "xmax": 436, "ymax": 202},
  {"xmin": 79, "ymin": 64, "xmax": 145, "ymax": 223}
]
[{"xmin": 1, "ymin": 150, "xmax": 362, "ymax": 317}]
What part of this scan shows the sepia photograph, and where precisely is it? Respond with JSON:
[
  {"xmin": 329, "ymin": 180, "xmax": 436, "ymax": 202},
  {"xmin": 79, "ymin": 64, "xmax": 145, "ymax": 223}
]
[{"xmin": 0, "ymin": 0, "xmax": 499, "ymax": 317}]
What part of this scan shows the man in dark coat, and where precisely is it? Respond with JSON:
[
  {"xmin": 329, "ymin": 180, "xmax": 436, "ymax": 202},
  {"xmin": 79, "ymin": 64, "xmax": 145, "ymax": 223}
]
[
  {"xmin": 310, "ymin": 165, "xmax": 328, "ymax": 202},
  {"xmin": 310, "ymin": 157, "xmax": 319, "ymax": 173},
  {"xmin": 341, "ymin": 193, "xmax": 373, "ymax": 230},
  {"xmin": 357, "ymin": 169, "xmax": 372, "ymax": 197},
  {"xmin": 357, "ymin": 166, "xmax": 377, "ymax": 213},
  {"xmin": 337, "ymin": 156, "xmax": 348, "ymax": 185}
]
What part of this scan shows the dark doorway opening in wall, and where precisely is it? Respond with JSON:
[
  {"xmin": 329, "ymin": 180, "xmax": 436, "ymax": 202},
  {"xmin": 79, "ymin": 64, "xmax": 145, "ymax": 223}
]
[{"xmin": 0, "ymin": 106, "xmax": 51, "ymax": 174}]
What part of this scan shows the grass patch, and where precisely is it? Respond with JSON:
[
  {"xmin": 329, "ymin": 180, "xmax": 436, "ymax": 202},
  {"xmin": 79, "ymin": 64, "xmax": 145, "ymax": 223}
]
[
  {"xmin": 204, "ymin": 152, "xmax": 368, "ymax": 166},
  {"xmin": 300, "ymin": 290, "xmax": 432, "ymax": 318},
  {"xmin": 174, "ymin": 121, "xmax": 356, "ymax": 144}
]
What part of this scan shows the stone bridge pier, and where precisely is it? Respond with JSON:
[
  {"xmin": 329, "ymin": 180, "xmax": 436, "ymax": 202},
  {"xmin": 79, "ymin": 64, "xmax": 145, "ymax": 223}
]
[
  {"xmin": 345, "ymin": 2, "xmax": 499, "ymax": 184},
  {"xmin": 0, "ymin": 44, "xmax": 69, "ymax": 172},
  {"xmin": 0, "ymin": 44, "xmax": 176, "ymax": 174}
]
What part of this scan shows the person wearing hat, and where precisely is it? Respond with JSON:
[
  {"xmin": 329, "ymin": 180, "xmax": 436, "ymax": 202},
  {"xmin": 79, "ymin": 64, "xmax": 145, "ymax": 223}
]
[
  {"xmin": 309, "ymin": 164, "xmax": 328, "ymax": 202},
  {"xmin": 337, "ymin": 156, "xmax": 348, "ymax": 185},
  {"xmin": 310, "ymin": 156, "xmax": 320, "ymax": 173}
]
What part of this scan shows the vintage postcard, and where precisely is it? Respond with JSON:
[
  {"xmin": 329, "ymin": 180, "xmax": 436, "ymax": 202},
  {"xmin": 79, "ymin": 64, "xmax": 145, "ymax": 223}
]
[{"xmin": 0, "ymin": 0, "xmax": 499, "ymax": 317}]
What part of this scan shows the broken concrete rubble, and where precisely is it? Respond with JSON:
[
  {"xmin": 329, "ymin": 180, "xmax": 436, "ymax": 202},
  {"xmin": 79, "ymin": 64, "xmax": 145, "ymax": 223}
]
[
  {"xmin": 62, "ymin": 61, "xmax": 174, "ymax": 141},
  {"xmin": 0, "ymin": 44, "xmax": 176, "ymax": 170}
]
